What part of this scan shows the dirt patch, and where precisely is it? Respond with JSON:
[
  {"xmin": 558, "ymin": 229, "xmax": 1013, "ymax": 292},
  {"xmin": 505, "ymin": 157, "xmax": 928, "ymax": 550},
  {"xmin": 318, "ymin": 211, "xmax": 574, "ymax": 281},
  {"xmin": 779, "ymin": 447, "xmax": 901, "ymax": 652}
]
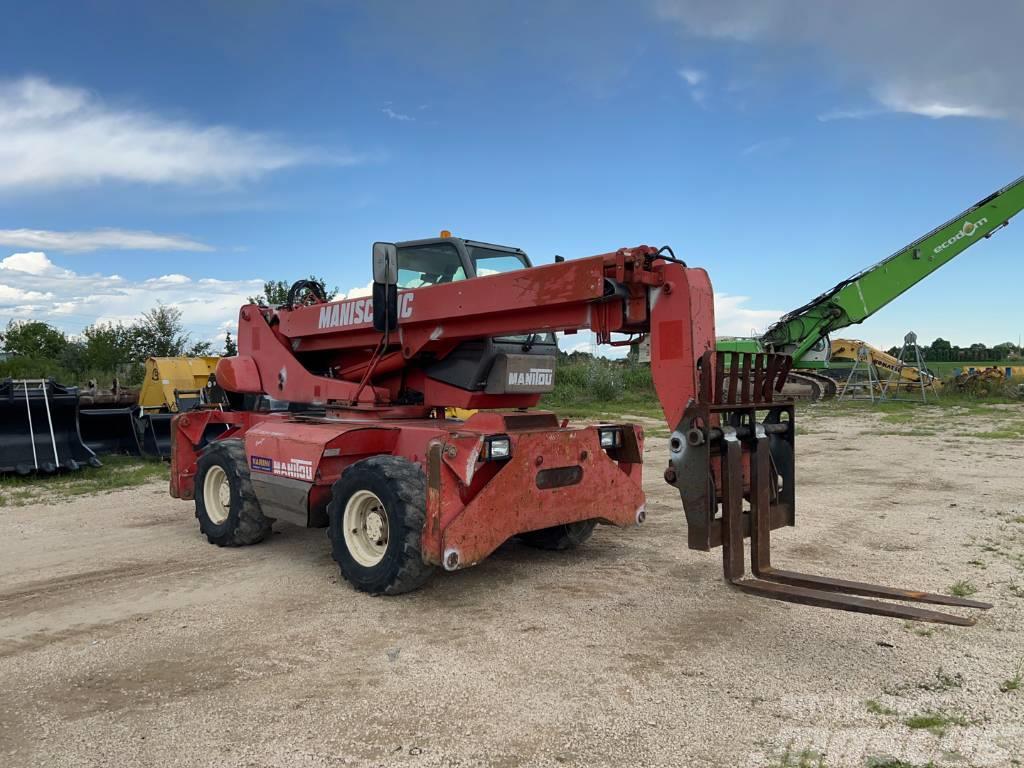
[{"xmin": 1, "ymin": 407, "xmax": 1022, "ymax": 767}]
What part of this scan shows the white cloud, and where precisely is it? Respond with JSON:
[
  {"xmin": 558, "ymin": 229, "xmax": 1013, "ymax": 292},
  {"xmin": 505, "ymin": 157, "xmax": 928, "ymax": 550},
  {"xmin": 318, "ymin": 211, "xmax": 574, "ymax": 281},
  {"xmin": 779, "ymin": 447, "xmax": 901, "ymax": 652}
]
[
  {"xmin": 816, "ymin": 107, "xmax": 880, "ymax": 123},
  {"xmin": 678, "ymin": 67, "xmax": 705, "ymax": 87},
  {"xmin": 381, "ymin": 104, "xmax": 414, "ymax": 122},
  {"xmin": 0, "ymin": 227, "xmax": 212, "ymax": 253},
  {"xmin": 872, "ymin": 83, "xmax": 1005, "ymax": 120},
  {"xmin": 0, "ymin": 251, "xmax": 71, "ymax": 276},
  {"xmin": 0, "ymin": 76, "xmax": 352, "ymax": 190},
  {"xmin": 656, "ymin": 1, "xmax": 1023, "ymax": 122},
  {"xmin": 0, "ymin": 251, "xmax": 385, "ymax": 349},
  {"xmin": 0, "ymin": 284, "xmax": 52, "ymax": 302},
  {"xmin": 740, "ymin": 137, "xmax": 790, "ymax": 156},
  {"xmin": 713, "ymin": 293, "xmax": 781, "ymax": 337},
  {"xmin": 677, "ymin": 67, "xmax": 708, "ymax": 105},
  {"xmin": 344, "ymin": 281, "xmax": 374, "ymax": 299},
  {"xmin": 0, "ymin": 251, "xmax": 263, "ymax": 343}
]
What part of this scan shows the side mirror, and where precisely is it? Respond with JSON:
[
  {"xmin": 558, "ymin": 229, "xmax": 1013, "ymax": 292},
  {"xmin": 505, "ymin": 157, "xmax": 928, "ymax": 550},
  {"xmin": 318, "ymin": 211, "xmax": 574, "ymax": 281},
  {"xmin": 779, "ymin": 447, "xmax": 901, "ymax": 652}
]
[
  {"xmin": 372, "ymin": 242, "xmax": 398, "ymax": 286},
  {"xmin": 372, "ymin": 242, "xmax": 399, "ymax": 332}
]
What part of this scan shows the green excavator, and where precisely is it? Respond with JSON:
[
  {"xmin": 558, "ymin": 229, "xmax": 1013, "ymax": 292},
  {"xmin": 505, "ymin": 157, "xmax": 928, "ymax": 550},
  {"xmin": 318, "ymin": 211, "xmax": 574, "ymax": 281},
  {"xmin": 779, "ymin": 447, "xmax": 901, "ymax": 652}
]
[{"xmin": 718, "ymin": 175, "xmax": 1024, "ymax": 399}]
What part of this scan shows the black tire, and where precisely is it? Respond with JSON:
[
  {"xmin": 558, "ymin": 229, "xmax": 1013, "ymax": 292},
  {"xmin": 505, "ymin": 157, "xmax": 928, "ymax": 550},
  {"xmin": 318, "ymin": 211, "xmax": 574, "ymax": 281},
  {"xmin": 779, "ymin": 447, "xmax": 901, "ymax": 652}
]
[
  {"xmin": 519, "ymin": 520, "xmax": 597, "ymax": 551},
  {"xmin": 327, "ymin": 455, "xmax": 435, "ymax": 595},
  {"xmin": 194, "ymin": 439, "xmax": 273, "ymax": 546}
]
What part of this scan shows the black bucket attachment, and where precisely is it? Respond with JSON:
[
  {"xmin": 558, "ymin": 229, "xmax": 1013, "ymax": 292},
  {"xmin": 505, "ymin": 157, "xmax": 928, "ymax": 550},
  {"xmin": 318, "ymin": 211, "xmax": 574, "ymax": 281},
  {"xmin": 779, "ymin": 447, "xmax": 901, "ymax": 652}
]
[
  {"xmin": 139, "ymin": 411, "xmax": 173, "ymax": 459},
  {"xmin": 669, "ymin": 351, "xmax": 991, "ymax": 626},
  {"xmin": 0, "ymin": 379, "xmax": 102, "ymax": 475},
  {"xmin": 79, "ymin": 406, "xmax": 143, "ymax": 456}
]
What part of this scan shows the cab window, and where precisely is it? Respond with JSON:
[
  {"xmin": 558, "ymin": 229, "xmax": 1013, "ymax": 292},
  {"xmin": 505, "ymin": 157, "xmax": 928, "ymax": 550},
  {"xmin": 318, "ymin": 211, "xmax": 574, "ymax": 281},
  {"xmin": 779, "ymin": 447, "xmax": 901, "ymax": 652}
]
[
  {"xmin": 397, "ymin": 243, "xmax": 467, "ymax": 289},
  {"xmin": 467, "ymin": 245, "xmax": 529, "ymax": 277}
]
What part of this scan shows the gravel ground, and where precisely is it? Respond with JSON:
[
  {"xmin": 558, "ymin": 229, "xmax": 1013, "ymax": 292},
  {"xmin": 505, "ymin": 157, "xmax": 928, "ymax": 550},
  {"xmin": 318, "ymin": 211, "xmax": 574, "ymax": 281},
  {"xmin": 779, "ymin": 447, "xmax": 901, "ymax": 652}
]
[{"xmin": 1, "ymin": 407, "xmax": 1022, "ymax": 767}]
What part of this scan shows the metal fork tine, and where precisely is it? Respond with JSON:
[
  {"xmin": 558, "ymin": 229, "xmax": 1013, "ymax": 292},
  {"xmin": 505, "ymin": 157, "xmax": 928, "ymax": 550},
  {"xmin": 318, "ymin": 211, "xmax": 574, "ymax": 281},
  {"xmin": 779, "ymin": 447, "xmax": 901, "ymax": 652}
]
[
  {"xmin": 722, "ymin": 436, "xmax": 745, "ymax": 580},
  {"xmin": 720, "ymin": 431, "xmax": 990, "ymax": 626},
  {"xmin": 751, "ymin": 568, "xmax": 993, "ymax": 610},
  {"xmin": 729, "ymin": 579, "xmax": 979, "ymax": 626}
]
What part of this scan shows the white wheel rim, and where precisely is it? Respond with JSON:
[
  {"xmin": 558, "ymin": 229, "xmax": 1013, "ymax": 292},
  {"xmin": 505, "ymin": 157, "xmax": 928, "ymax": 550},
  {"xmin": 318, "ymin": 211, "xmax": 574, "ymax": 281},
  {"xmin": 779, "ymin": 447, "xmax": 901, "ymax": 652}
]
[
  {"xmin": 203, "ymin": 465, "xmax": 231, "ymax": 525},
  {"xmin": 343, "ymin": 490, "xmax": 389, "ymax": 567}
]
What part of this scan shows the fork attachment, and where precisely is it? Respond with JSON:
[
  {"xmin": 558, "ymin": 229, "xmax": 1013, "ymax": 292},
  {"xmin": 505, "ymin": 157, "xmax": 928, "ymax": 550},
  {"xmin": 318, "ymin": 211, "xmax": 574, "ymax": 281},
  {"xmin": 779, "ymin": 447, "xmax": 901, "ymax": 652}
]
[{"xmin": 668, "ymin": 351, "xmax": 992, "ymax": 626}]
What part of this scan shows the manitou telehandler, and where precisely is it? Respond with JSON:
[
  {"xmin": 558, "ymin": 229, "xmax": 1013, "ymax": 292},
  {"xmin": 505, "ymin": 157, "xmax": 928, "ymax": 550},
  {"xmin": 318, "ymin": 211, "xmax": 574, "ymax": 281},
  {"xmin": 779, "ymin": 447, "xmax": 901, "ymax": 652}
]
[{"xmin": 169, "ymin": 235, "xmax": 991, "ymax": 625}]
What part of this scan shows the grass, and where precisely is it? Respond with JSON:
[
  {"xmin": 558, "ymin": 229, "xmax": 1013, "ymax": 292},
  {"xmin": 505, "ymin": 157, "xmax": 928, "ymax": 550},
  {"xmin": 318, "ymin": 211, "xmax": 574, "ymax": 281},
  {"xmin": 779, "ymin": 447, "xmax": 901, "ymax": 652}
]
[
  {"xmin": 866, "ymin": 760, "xmax": 938, "ymax": 768},
  {"xmin": 767, "ymin": 743, "xmax": 826, "ymax": 768},
  {"xmin": 926, "ymin": 360, "xmax": 1012, "ymax": 376},
  {"xmin": 0, "ymin": 455, "xmax": 167, "ymax": 507},
  {"xmin": 543, "ymin": 355, "xmax": 1022, "ymax": 424},
  {"xmin": 903, "ymin": 710, "xmax": 969, "ymax": 736},
  {"xmin": 542, "ymin": 356, "xmax": 663, "ymax": 420},
  {"xmin": 999, "ymin": 659, "xmax": 1023, "ymax": 693},
  {"xmin": 883, "ymin": 667, "xmax": 963, "ymax": 696},
  {"xmin": 866, "ymin": 699, "xmax": 897, "ymax": 716},
  {"xmin": 948, "ymin": 580, "xmax": 979, "ymax": 598}
]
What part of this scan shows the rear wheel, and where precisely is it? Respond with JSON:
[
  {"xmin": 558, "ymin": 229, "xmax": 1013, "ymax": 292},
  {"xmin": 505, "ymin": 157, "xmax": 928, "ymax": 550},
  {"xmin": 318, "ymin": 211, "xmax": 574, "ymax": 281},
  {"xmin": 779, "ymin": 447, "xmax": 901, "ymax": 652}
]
[
  {"xmin": 327, "ymin": 456, "xmax": 435, "ymax": 595},
  {"xmin": 194, "ymin": 440, "xmax": 273, "ymax": 546},
  {"xmin": 519, "ymin": 520, "xmax": 597, "ymax": 551}
]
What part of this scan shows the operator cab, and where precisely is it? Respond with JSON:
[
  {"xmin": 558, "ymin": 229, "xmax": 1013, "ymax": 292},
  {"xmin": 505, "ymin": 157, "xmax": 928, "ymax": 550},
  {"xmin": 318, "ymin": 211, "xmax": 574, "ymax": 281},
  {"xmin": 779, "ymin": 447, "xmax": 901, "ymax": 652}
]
[
  {"xmin": 394, "ymin": 235, "xmax": 531, "ymax": 288},
  {"xmin": 389, "ymin": 234, "xmax": 559, "ymax": 396}
]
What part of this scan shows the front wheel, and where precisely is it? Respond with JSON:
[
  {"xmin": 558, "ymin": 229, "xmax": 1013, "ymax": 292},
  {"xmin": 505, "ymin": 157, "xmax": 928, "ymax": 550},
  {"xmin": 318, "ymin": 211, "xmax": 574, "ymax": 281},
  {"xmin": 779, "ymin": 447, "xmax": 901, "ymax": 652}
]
[
  {"xmin": 327, "ymin": 456, "xmax": 435, "ymax": 595},
  {"xmin": 194, "ymin": 439, "xmax": 273, "ymax": 546}
]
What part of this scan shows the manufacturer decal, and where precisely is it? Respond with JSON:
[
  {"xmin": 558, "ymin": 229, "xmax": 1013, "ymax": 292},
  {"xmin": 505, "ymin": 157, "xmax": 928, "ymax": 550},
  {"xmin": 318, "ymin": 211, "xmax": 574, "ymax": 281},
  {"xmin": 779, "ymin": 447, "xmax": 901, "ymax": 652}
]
[
  {"xmin": 317, "ymin": 293, "xmax": 415, "ymax": 330},
  {"xmin": 273, "ymin": 458, "xmax": 314, "ymax": 481},
  {"xmin": 507, "ymin": 367, "xmax": 554, "ymax": 387},
  {"xmin": 250, "ymin": 455, "xmax": 313, "ymax": 481},
  {"xmin": 933, "ymin": 217, "xmax": 988, "ymax": 254},
  {"xmin": 250, "ymin": 455, "xmax": 273, "ymax": 473}
]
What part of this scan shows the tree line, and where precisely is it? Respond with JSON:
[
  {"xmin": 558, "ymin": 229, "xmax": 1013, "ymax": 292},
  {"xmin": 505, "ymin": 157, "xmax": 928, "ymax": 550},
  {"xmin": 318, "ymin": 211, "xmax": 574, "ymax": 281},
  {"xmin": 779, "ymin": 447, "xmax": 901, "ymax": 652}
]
[
  {"xmin": 0, "ymin": 305, "xmax": 220, "ymax": 385},
  {"xmin": 886, "ymin": 338, "xmax": 1020, "ymax": 363},
  {"xmin": 0, "ymin": 276, "xmax": 338, "ymax": 385}
]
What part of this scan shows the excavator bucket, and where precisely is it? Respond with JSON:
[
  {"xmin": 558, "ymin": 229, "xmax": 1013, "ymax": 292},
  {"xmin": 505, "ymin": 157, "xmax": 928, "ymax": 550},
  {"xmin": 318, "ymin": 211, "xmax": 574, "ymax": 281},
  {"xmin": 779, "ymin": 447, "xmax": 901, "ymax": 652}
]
[
  {"xmin": 79, "ymin": 406, "xmax": 143, "ymax": 456},
  {"xmin": 138, "ymin": 411, "xmax": 174, "ymax": 459},
  {"xmin": 668, "ymin": 351, "xmax": 991, "ymax": 625},
  {"xmin": 0, "ymin": 379, "xmax": 102, "ymax": 475},
  {"xmin": 78, "ymin": 382, "xmax": 144, "ymax": 456}
]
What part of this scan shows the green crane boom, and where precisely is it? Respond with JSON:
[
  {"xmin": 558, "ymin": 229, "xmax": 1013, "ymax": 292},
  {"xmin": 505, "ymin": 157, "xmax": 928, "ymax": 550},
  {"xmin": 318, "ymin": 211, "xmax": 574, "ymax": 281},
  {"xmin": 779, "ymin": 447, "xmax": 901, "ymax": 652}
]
[{"xmin": 723, "ymin": 176, "xmax": 1024, "ymax": 368}]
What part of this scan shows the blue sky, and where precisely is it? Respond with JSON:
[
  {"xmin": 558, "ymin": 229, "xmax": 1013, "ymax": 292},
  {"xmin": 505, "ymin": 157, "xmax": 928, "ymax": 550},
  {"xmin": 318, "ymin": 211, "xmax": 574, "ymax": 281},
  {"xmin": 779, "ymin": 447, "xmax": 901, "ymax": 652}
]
[{"xmin": 1, "ymin": 1, "xmax": 1022, "ymax": 353}]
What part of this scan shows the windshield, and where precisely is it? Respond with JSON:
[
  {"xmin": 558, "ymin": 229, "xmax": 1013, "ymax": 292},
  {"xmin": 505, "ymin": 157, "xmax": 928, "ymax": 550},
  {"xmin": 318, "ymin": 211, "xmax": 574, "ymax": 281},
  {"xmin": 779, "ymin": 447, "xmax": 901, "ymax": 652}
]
[
  {"xmin": 397, "ymin": 243, "xmax": 467, "ymax": 289},
  {"xmin": 467, "ymin": 245, "xmax": 529, "ymax": 277}
]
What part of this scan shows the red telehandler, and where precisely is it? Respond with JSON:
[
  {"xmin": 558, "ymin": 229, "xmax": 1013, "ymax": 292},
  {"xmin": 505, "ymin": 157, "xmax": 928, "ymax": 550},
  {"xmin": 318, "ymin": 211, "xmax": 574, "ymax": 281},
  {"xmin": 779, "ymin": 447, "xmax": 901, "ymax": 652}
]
[{"xmin": 169, "ymin": 235, "xmax": 990, "ymax": 625}]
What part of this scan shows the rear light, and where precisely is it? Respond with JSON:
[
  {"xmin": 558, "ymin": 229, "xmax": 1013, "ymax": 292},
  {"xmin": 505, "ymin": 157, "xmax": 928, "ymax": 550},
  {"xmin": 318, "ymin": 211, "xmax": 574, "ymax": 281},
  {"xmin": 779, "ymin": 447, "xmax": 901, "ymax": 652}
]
[
  {"xmin": 598, "ymin": 426, "xmax": 623, "ymax": 450},
  {"xmin": 482, "ymin": 435, "xmax": 511, "ymax": 461}
]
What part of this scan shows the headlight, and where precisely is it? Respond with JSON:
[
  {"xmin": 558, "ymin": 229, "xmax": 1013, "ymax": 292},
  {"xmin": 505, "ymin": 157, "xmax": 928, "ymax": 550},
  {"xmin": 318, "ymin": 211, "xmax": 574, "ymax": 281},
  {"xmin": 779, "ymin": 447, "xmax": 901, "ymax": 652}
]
[
  {"xmin": 482, "ymin": 435, "xmax": 511, "ymax": 461},
  {"xmin": 598, "ymin": 427, "xmax": 623, "ymax": 449}
]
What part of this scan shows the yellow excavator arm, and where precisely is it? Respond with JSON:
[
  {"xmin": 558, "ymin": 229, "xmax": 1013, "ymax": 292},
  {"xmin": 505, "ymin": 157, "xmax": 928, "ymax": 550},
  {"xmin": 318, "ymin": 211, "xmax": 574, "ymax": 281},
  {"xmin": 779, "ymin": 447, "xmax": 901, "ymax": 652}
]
[{"xmin": 829, "ymin": 339, "xmax": 936, "ymax": 385}]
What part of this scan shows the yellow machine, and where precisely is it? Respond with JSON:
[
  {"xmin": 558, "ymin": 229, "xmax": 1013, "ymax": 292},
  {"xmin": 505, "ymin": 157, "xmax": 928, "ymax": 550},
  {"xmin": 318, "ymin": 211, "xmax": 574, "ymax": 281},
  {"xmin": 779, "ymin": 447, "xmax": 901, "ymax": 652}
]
[
  {"xmin": 830, "ymin": 339, "xmax": 937, "ymax": 388},
  {"xmin": 79, "ymin": 356, "xmax": 221, "ymax": 460},
  {"xmin": 952, "ymin": 366, "xmax": 1008, "ymax": 395},
  {"xmin": 137, "ymin": 356, "xmax": 220, "ymax": 411}
]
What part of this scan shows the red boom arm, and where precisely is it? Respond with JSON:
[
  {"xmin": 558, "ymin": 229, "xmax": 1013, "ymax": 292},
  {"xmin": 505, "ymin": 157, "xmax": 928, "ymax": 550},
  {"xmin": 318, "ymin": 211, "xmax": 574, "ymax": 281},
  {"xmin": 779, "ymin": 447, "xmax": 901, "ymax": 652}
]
[{"xmin": 218, "ymin": 246, "xmax": 716, "ymax": 428}]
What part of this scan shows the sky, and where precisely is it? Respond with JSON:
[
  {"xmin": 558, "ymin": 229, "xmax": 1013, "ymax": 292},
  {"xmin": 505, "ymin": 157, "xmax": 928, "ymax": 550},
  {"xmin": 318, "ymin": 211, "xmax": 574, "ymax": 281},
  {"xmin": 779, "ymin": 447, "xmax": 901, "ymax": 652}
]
[{"xmin": 1, "ymin": 0, "xmax": 1022, "ymax": 356}]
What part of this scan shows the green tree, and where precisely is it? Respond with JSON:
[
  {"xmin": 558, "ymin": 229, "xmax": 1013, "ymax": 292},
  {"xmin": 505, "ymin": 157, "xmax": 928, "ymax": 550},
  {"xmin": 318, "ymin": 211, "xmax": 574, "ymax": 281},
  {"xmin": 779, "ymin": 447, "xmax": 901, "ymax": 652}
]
[
  {"xmin": 223, "ymin": 330, "xmax": 237, "ymax": 356},
  {"xmin": 81, "ymin": 322, "xmax": 135, "ymax": 371},
  {"xmin": 0, "ymin": 320, "xmax": 68, "ymax": 359},
  {"xmin": 130, "ymin": 304, "xmax": 211, "ymax": 359},
  {"xmin": 248, "ymin": 275, "xmax": 338, "ymax": 306}
]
